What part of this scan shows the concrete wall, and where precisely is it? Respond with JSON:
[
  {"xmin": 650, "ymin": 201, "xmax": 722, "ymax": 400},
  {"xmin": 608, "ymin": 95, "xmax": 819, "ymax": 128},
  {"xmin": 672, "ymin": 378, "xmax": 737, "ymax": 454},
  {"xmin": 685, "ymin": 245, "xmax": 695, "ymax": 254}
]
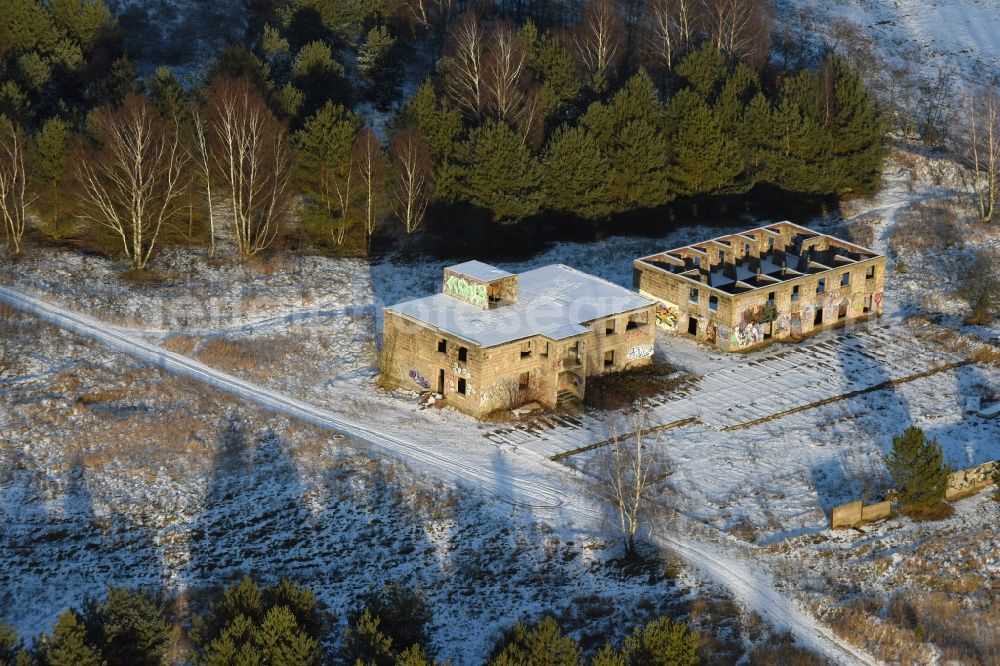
[
  {"xmin": 829, "ymin": 459, "xmax": 997, "ymax": 528},
  {"xmin": 830, "ymin": 499, "xmax": 892, "ymax": 529},
  {"xmin": 383, "ymin": 304, "xmax": 656, "ymax": 418},
  {"xmin": 946, "ymin": 460, "xmax": 999, "ymax": 500}
]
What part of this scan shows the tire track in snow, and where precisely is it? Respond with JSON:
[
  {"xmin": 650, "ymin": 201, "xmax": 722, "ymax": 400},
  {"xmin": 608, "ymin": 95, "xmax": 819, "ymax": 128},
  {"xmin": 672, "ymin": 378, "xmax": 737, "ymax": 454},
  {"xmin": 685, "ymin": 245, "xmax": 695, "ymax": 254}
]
[{"xmin": 0, "ymin": 285, "xmax": 882, "ymax": 666}]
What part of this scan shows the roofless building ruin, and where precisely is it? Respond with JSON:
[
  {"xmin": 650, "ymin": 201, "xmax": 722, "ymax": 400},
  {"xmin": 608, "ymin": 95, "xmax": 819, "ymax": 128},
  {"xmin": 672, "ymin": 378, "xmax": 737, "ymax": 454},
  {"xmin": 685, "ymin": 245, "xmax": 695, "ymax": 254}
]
[{"xmin": 633, "ymin": 222, "xmax": 887, "ymax": 351}]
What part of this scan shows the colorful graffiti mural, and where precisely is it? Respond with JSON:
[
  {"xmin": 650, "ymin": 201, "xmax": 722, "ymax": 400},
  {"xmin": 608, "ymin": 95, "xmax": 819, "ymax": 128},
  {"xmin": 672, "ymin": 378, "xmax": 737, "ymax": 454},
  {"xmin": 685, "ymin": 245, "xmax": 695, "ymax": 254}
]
[
  {"xmin": 408, "ymin": 369, "xmax": 430, "ymax": 390},
  {"xmin": 729, "ymin": 304, "xmax": 775, "ymax": 348},
  {"xmin": 775, "ymin": 313, "xmax": 789, "ymax": 334},
  {"xmin": 655, "ymin": 302, "xmax": 680, "ymax": 331},
  {"xmin": 626, "ymin": 344, "xmax": 655, "ymax": 361},
  {"xmin": 444, "ymin": 275, "xmax": 488, "ymax": 308}
]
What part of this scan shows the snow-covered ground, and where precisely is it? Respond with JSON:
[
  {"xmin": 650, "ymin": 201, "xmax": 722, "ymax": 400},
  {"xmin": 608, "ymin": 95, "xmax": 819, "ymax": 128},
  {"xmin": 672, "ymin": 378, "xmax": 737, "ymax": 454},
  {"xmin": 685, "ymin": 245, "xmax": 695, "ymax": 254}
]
[
  {"xmin": 3, "ymin": 141, "xmax": 1000, "ymax": 662},
  {"xmin": 777, "ymin": 0, "xmax": 1000, "ymax": 85}
]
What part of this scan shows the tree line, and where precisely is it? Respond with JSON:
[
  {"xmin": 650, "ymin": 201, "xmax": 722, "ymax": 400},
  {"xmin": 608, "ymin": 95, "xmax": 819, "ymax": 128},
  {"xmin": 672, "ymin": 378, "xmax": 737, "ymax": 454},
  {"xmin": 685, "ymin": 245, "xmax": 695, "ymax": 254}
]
[
  {"xmin": 0, "ymin": 577, "xmax": 700, "ymax": 665},
  {"xmin": 0, "ymin": 0, "xmax": 886, "ymax": 267}
]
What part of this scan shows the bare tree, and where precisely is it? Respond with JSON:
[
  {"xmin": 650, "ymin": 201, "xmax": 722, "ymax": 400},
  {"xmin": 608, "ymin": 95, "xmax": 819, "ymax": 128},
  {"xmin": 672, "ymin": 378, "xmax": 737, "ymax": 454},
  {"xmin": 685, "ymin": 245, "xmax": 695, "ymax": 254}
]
[
  {"xmin": 644, "ymin": 0, "xmax": 696, "ymax": 72},
  {"xmin": 204, "ymin": 78, "xmax": 292, "ymax": 258},
  {"xmin": 441, "ymin": 11, "xmax": 487, "ymax": 119},
  {"xmin": 76, "ymin": 94, "xmax": 188, "ymax": 271},
  {"xmin": 190, "ymin": 107, "xmax": 218, "ymax": 259},
  {"xmin": 595, "ymin": 412, "xmax": 667, "ymax": 557},
  {"xmin": 701, "ymin": 0, "xmax": 771, "ymax": 67},
  {"xmin": 391, "ymin": 128, "xmax": 433, "ymax": 235},
  {"xmin": 0, "ymin": 118, "xmax": 34, "ymax": 255},
  {"xmin": 574, "ymin": 0, "xmax": 624, "ymax": 92},
  {"xmin": 967, "ymin": 86, "xmax": 1000, "ymax": 223},
  {"xmin": 484, "ymin": 21, "xmax": 530, "ymax": 124},
  {"xmin": 352, "ymin": 127, "xmax": 387, "ymax": 253},
  {"xmin": 955, "ymin": 249, "xmax": 1000, "ymax": 324}
]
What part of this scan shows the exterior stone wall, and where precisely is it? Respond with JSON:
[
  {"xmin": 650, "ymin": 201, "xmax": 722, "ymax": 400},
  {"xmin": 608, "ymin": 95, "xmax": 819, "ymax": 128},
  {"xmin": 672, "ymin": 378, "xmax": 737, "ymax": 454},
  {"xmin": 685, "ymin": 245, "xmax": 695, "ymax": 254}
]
[
  {"xmin": 635, "ymin": 255, "xmax": 887, "ymax": 351},
  {"xmin": 383, "ymin": 305, "xmax": 656, "ymax": 418}
]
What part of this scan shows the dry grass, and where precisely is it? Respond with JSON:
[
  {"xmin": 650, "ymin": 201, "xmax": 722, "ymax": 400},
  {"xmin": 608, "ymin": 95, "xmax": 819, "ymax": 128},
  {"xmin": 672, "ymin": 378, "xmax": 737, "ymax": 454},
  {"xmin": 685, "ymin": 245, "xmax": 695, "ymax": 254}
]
[
  {"xmin": 163, "ymin": 335, "xmax": 199, "ymax": 355},
  {"xmin": 843, "ymin": 218, "xmax": 877, "ymax": 249},
  {"xmin": 889, "ymin": 199, "xmax": 964, "ymax": 256},
  {"xmin": 195, "ymin": 336, "xmax": 297, "ymax": 377},
  {"xmin": 749, "ymin": 632, "xmax": 830, "ymax": 665},
  {"xmin": 584, "ymin": 363, "xmax": 689, "ymax": 410}
]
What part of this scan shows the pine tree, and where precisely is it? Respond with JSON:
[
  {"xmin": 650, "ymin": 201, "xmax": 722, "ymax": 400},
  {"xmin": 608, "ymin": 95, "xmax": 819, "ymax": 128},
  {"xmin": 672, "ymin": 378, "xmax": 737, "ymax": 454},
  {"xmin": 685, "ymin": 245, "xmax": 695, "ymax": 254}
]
[
  {"xmin": 674, "ymin": 44, "xmax": 728, "ymax": 102},
  {"xmin": 823, "ymin": 54, "xmax": 886, "ymax": 195},
  {"xmin": 358, "ymin": 26, "xmax": 401, "ymax": 111},
  {"xmin": 670, "ymin": 101, "xmax": 742, "ymax": 196},
  {"xmin": 341, "ymin": 609, "xmax": 395, "ymax": 666},
  {"xmin": 589, "ymin": 644, "xmax": 626, "ymax": 666},
  {"xmin": 609, "ymin": 119, "xmax": 673, "ymax": 210},
  {"xmin": 885, "ymin": 426, "xmax": 951, "ymax": 511},
  {"xmin": 395, "ymin": 645, "xmax": 444, "ymax": 666},
  {"xmin": 395, "ymin": 81, "xmax": 464, "ymax": 167},
  {"xmin": 578, "ymin": 70, "xmax": 671, "ymax": 211},
  {"xmin": 621, "ymin": 617, "xmax": 699, "ymax": 666},
  {"xmin": 488, "ymin": 617, "xmax": 583, "ymax": 666},
  {"xmin": 291, "ymin": 41, "xmax": 349, "ymax": 120},
  {"xmin": 147, "ymin": 67, "xmax": 187, "ymax": 120},
  {"xmin": 193, "ymin": 578, "xmax": 332, "ymax": 666},
  {"xmin": 528, "ymin": 30, "xmax": 583, "ymax": 129},
  {"xmin": 452, "ymin": 120, "xmax": 542, "ymax": 223},
  {"xmin": 542, "ymin": 124, "xmax": 614, "ymax": 220},
  {"xmin": 82, "ymin": 587, "xmax": 171, "ymax": 666},
  {"xmin": 764, "ymin": 89, "xmax": 840, "ymax": 194},
  {"xmin": 257, "ymin": 607, "xmax": 322, "ymax": 666},
  {"xmin": 735, "ymin": 92, "xmax": 773, "ymax": 187},
  {"xmin": 1, "ymin": 622, "xmax": 28, "ymax": 666},
  {"xmin": 37, "ymin": 611, "xmax": 105, "ymax": 666},
  {"xmin": 293, "ymin": 101, "xmax": 361, "ymax": 245},
  {"xmin": 713, "ymin": 62, "xmax": 759, "ymax": 133},
  {"xmin": 354, "ymin": 582, "xmax": 432, "ymax": 657}
]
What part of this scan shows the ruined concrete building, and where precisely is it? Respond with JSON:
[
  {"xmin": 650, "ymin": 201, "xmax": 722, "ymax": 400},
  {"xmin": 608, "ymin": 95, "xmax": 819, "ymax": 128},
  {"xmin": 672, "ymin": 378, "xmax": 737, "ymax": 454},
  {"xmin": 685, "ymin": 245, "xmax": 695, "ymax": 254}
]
[
  {"xmin": 633, "ymin": 222, "xmax": 886, "ymax": 351},
  {"xmin": 383, "ymin": 261, "xmax": 656, "ymax": 417}
]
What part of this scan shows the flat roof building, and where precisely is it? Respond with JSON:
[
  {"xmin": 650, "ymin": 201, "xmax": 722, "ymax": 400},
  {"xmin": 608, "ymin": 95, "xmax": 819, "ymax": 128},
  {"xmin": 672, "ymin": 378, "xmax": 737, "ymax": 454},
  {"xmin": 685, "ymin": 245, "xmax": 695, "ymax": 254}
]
[
  {"xmin": 383, "ymin": 261, "xmax": 656, "ymax": 417},
  {"xmin": 633, "ymin": 222, "xmax": 886, "ymax": 351}
]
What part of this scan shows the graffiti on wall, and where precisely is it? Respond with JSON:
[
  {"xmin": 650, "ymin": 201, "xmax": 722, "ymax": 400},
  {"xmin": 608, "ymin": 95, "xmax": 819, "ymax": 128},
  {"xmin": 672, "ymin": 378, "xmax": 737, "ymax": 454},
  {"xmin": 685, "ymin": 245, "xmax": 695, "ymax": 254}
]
[
  {"xmin": 452, "ymin": 363, "xmax": 469, "ymax": 377},
  {"xmin": 790, "ymin": 312, "xmax": 802, "ymax": 337},
  {"xmin": 655, "ymin": 302, "xmax": 680, "ymax": 331},
  {"xmin": 408, "ymin": 369, "xmax": 430, "ymax": 390},
  {"xmin": 626, "ymin": 344, "xmax": 655, "ymax": 361},
  {"xmin": 874, "ymin": 292, "xmax": 883, "ymax": 307},
  {"xmin": 714, "ymin": 324, "xmax": 728, "ymax": 345},
  {"xmin": 775, "ymin": 313, "xmax": 789, "ymax": 334},
  {"xmin": 445, "ymin": 275, "xmax": 488, "ymax": 308},
  {"xmin": 729, "ymin": 304, "xmax": 775, "ymax": 348}
]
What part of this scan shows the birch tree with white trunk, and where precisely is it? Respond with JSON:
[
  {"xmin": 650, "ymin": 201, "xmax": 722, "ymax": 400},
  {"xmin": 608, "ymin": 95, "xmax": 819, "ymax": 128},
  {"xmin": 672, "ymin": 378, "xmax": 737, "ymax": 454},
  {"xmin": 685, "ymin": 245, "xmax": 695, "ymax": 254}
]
[
  {"xmin": 0, "ymin": 117, "xmax": 33, "ymax": 255},
  {"xmin": 76, "ymin": 94, "xmax": 188, "ymax": 271},
  {"xmin": 441, "ymin": 11, "xmax": 487, "ymax": 119},
  {"xmin": 574, "ymin": 0, "xmax": 623, "ymax": 92},
  {"xmin": 968, "ymin": 87, "xmax": 1000, "ymax": 223},
  {"xmin": 595, "ymin": 412, "xmax": 668, "ymax": 557},
  {"xmin": 352, "ymin": 127, "xmax": 387, "ymax": 252},
  {"xmin": 190, "ymin": 107, "xmax": 218, "ymax": 259},
  {"xmin": 204, "ymin": 78, "xmax": 292, "ymax": 258},
  {"xmin": 391, "ymin": 128, "xmax": 432, "ymax": 235}
]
